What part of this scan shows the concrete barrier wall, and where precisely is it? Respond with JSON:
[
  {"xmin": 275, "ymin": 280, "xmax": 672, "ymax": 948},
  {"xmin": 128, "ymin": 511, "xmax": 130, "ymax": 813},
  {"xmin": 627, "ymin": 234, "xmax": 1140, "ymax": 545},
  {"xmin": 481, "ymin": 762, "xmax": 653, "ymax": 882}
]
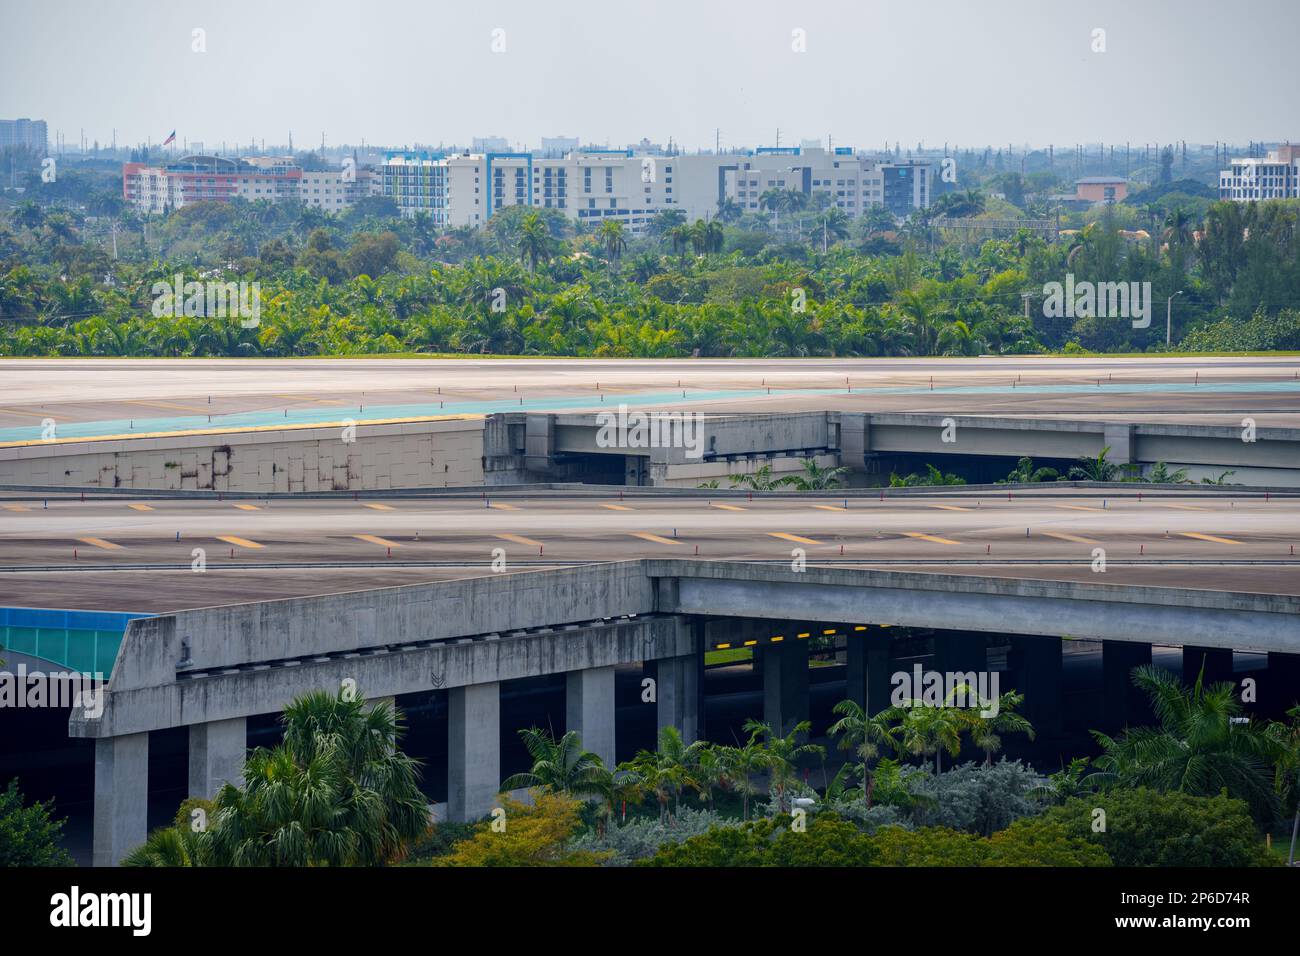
[{"xmin": 0, "ymin": 417, "xmax": 485, "ymax": 491}]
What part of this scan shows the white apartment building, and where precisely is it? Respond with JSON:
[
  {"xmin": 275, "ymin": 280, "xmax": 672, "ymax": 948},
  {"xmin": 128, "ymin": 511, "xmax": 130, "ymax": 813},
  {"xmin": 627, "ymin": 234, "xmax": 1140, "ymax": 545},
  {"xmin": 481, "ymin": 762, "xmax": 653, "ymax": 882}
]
[
  {"xmin": 122, "ymin": 155, "xmax": 375, "ymax": 214},
  {"xmin": 380, "ymin": 146, "xmax": 933, "ymax": 233},
  {"xmin": 1219, "ymin": 145, "xmax": 1300, "ymax": 202}
]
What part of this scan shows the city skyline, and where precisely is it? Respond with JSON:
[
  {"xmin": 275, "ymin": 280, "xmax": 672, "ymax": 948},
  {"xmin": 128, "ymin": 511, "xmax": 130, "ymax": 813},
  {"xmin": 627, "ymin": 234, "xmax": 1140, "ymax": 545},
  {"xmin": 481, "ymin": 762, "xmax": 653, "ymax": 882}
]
[{"xmin": 4, "ymin": 0, "xmax": 1297, "ymax": 154}]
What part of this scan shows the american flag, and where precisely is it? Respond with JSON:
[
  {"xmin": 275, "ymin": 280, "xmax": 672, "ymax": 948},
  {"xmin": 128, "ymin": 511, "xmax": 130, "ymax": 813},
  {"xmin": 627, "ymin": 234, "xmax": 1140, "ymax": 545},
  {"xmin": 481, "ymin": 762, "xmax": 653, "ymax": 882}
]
[{"xmin": 162, "ymin": 130, "xmax": 176, "ymax": 146}]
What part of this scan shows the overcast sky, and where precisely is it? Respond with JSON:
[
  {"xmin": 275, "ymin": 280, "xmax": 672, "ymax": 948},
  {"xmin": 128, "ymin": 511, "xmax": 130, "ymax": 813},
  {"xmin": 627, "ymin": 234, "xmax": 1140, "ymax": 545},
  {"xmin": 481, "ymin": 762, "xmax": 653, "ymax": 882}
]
[{"xmin": 3, "ymin": 0, "xmax": 1296, "ymax": 152}]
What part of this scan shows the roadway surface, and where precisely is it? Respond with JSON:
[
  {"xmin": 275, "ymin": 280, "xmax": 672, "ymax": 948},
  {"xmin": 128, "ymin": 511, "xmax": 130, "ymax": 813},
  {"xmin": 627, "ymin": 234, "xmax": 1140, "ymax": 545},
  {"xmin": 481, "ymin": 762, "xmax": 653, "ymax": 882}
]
[
  {"xmin": 2, "ymin": 356, "xmax": 1299, "ymax": 442},
  {"xmin": 2, "ymin": 488, "xmax": 1296, "ymax": 611}
]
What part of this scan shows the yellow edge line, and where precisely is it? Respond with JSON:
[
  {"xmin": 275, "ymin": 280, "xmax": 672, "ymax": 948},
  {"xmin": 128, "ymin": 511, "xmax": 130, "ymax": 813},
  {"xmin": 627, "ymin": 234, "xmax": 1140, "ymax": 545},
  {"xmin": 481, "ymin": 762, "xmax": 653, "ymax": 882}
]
[
  {"xmin": 234, "ymin": 503, "xmax": 260, "ymax": 511},
  {"xmin": 711, "ymin": 503, "xmax": 747, "ymax": 511},
  {"xmin": 769, "ymin": 532, "xmax": 821, "ymax": 544},
  {"xmin": 496, "ymin": 533, "xmax": 543, "ymax": 548},
  {"xmin": 128, "ymin": 503, "xmax": 154, "ymax": 511},
  {"xmin": 601, "ymin": 504, "xmax": 633, "ymax": 511},
  {"xmin": 1178, "ymin": 531, "xmax": 1242, "ymax": 544},
  {"xmin": 364, "ymin": 503, "xmax": 395, "ymax": 510},
  {"xmin": 630, "ymin": 531, "xmax": 681, "ymax": 545},
  {"xmin": 1042, "ymin": 531, "xmax": 1100, "ymax": 544},
  {"xmin": 811, "ymin": 504, "xmax": 846, "ymax": 512},
  {"xmin": 77, "ymin": 536, "xmax": 122, "ymax": 550},
  {"xmin": 902, "ymin": 532, "xmax": 961, "ymax": 545},
  {"xmin": 928, "ymin": 504, "xmax": 971, "ymax": 511},
  {"xmin": 355, "ymin": 534, "xmax": 400, "ymax": 548},
  {"xmin": 217, "ymin": 535, "xmax": 264, "ymax": 549}
]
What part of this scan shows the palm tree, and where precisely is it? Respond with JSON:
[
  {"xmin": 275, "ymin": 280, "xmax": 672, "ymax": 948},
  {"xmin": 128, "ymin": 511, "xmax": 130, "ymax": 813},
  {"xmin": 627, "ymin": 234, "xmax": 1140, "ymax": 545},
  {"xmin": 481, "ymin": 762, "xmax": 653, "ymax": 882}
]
[
  {"xmin": 666, "ymin": 224, "xmax": 693, "ymax": 264},
  {"xmin": 777, "ymin": 457, "xmax": 847, "ymax": 491},
  {"xmin": 718, "ymin": 736, "xmax": 771, "ymax": 821},
  {"xmin": 516, "ymin": 211, "xmax": 554, "ymax": 273},
  {"xmin": 960, "ymin": 689, "xmax": 1035, "ymax": 765},
  {"xmin": 1090, "ymin": 665, "xmax": 1282, "ymax": 824},
  {"xmin": 881, "ymin": 700, "xmax": 966, "ymax": 774},
  {"xmin": 500, "ymin": 727, "xmax": 607, "ymax": 797},
  {"xmin": 1000, "ymin": 457, "xmax": 1059, "ymax": 484},
  {"xmin": 205, "ymin": 691, "xmax": 429, "ymax": 866},
  {"xmin": 715, "ymin": 197, "xmax": 742, "ymax": 223},
  {"xmin": 596, "ymin": 219, "xmax": 627, "ymax": 271},
  {"xmin": 1067, "ymin": 445, "xmax": 1119, "ymax": 482},
  {"xmin": 828, "ymin": 699, "xmax": 900, "ymax": 810},
  {"xmin": 741, "ymin": 718, "xmax": 825, "ymax": 814}
]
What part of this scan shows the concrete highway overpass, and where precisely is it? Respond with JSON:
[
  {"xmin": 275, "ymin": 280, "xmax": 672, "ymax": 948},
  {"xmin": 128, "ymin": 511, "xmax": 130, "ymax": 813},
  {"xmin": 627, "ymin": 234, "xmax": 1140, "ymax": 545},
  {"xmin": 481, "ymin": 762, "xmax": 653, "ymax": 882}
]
[{"xmin": 63, "ymin": 556, "xmax": 1300, "ymax": 865}]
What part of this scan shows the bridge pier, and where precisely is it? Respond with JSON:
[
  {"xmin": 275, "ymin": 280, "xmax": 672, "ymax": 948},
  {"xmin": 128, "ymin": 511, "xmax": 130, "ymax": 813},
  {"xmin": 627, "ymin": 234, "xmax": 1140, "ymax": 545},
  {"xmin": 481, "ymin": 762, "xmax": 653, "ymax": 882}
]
[
  {"xmin": 566, "ymin": 665, "xmax": 616, "ymax": 767},
  {"xmin": 188, "ymin": 716, "xmax": 247, "ymax": 800},
  {"xmin": 933, "ymin": 631, "xmax": 988, "ymax": 677},
  {"xmin": 1182, "ymin": 646, "xmax": 1234, "ymax": 686},
  {"xmin": 1010, "ymin": 636, "xmax": 1062, "ymax": 737},
  {"xmin": 1103, "ymin": 641, "xmax": 1152, "ymax": 728},
  {"xmin": 846, "ymin": 630, "xmax": 892, "ymax": 715},
  {"xmin": 656, "ymin": 653, "xmax": 700, "ymax": 745},
  {"xmin": 762, "ymin": 638, "xmax": 809, "ymax": 736},
  {"xmin": 1266, "ymin": 652, "xmax": 1300, "ymax": 717},
  {"xmin": 448, "ymin": 682, "xmax": 500, "ymax": 823},
  {"xmin": 93, "ymin": 732, "xmax": 149, "ymax": 867}
]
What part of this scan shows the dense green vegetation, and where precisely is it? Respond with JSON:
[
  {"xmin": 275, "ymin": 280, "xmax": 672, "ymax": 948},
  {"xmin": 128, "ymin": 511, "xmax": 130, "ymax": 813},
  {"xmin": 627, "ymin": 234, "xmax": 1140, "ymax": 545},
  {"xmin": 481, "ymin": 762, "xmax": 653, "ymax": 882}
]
[
  {"xmin": 14, "ymin": 660, "xmax": 1293, "ymax": 867},
  {"xmin": 3, "ymin": 160, "xmax": 1298, "ymax": 357}
]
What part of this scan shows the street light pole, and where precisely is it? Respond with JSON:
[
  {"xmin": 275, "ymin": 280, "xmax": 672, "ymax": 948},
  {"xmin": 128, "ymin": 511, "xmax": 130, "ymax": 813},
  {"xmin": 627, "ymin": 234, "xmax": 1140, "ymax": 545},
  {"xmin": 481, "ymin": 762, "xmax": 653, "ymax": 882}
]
[{"xmin": 1166, "ymin": 290, "xmax": 1184, "ymax": 346}]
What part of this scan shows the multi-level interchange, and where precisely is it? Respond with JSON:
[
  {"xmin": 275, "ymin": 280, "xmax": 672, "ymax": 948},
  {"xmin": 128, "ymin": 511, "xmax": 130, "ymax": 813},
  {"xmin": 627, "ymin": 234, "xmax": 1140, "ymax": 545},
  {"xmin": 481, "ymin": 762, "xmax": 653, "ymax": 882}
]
[{"xmin": 1, "ymin": 356, "xmax": 1297, "ymax": 864}]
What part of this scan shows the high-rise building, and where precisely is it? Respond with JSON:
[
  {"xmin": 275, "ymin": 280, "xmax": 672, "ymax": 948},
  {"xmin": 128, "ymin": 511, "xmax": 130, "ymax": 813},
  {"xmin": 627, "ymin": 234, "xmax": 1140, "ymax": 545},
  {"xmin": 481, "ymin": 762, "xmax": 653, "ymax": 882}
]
[
  {"xmin": 1219, "ymin": 146, "xmax": 1300, "ymax": 202},
  {"xmin": 0, "ymin": 117, "xmax": 49, "ymax": 154}
]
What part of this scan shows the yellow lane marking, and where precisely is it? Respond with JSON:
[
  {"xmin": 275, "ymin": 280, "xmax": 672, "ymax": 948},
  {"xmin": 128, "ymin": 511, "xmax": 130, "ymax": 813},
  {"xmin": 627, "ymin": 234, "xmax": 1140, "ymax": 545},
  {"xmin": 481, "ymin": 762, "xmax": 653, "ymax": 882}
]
[
  {"xmin": 217, "ymin": 535, "xmax": 264, "ymax": 549},
  {"xmin": 812, "ymin": 504, "xmax": 846, "ymax": 512},
  {"xmin": 489, "ymin": 502, "xmax": 520, "ymax": 511},
  {"xmin": 768, "ymin": 532, "xmax": 821, "ymax": 545},
  {"xmin": 3, "ymin": 503, "xmax": 30, "ymax": 511},
  {"xmin": 928, "ymin": 504, "xmax": 972, "ymax": 512},
  {"xmin": 1056, "ymin": 504, "xmax": 1104, "ymax": 512},
  {"xmin": 711, "ymin": 503, "xmax": 747, "ymax": 512},
  {"xmin": 1042, "ymin": 531, "xmax": 1101, "ymax": 544},
  {"xmin": 355, "ymin": 534, "xmax": 400, "ymax": 548},
  {"xmin": 125, "ymin": 399, "xmax": 212, "ymax": 414},
  {"xmin": 1157, "ymin": 503, "xmax": 1212, "ymax": 511},
  {"xmin": 902, "ymin": 532, "xmax": 961, "ymax": 545},
  {"xmin": 273, "ymin": 394, "xmax": 346, "ymax": 405},
  {"xmin": 0, "ymin": 407, "xmax": 58, "ymax": 420},
  {"xmin": 601, "ymin": 504, "xmax": 634, "ymax": 511},
  {"xmin": 630, "ymin": 532, "xmax": 682, "ymax": 546},
  {"xmin": 234, "ymin": 503, "xmax": 260, "ymax": 511},
  {"xmin": 1178, "ymin": 532, "xmax": 1242, "ymax": 545},
  {"xmin": 77, "ymin": 537, "xmax": 122, "ymax": 550},
  {"xmin": 496, "ymin": 533, "xmax": 544, "ymax": 548},
  {"xmin": 128, "ymin": 503, "xmax": 154, "ymax": 511},
  {"xmin": 363, "ymin": 503, "xmax": 395, "ymax": 510}
]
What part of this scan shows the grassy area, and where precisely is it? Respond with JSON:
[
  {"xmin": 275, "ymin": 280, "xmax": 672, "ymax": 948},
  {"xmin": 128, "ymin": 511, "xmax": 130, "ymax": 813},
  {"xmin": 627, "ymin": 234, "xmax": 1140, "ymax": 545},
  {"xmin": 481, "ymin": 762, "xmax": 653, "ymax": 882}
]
[{"xmin": 704, "ymin": 647, "xmax": 753, "ymax": 667}]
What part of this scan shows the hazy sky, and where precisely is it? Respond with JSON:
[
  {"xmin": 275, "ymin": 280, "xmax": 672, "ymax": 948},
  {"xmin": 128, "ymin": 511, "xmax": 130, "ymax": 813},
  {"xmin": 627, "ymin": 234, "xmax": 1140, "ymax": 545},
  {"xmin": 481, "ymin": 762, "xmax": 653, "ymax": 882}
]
[{"xmin": 3, "ymin": 0, "xmax": 1296, "ymax": 152}]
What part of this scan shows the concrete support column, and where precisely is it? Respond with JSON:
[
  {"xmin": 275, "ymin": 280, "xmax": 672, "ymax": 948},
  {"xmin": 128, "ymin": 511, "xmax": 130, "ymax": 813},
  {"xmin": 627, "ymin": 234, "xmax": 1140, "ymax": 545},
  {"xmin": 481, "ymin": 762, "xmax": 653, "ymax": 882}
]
[
  {"xmin": 1011, "ymin": 636, "xmax": 1062, "ymax": 737},
  {"xmin": 567, "ymin": 666, "xmax": 616, "ymax": 767},
  {"xmin": 1102, "ymin": 423, "xmax": 1136, "ymax": 466},
  {"xmin": 1103, "ymin": 641, "xmax": 1152, "ymax": 728},
  {"xmin": 1266, "ymin": 653, "xmax": 1300, "ymax": 717},
  {"xmin": 762, "ymin": 639, "xmax": 810, "ymax": 736},
  {"xmin": 847, "ymin": 631, "xmax": 892, "ymax": 715},
  {"xmin": 933, "ymin": 631, "xmax": 987, "ymax": 677},
  {"xmin": 1182, "ymin": 646, "xmax": 1234, "ymax": 687},
  {"xmin": 839, "ymin": 412, "xmax": 869, "ymax": 487},
  {"xmin": 448, "ymin": 682, "xmax": 500, "ymax": 823},
  {"xmin": 188, "ymin": 716, "xmax": 247, "ymax": 800},
  {"xmin": 656, "ymin": 654, "xmax": 700, "ymax": 744},
  {"xmin": 93, "ymin": 732, "xmax": 149, "ymax": 867}
]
